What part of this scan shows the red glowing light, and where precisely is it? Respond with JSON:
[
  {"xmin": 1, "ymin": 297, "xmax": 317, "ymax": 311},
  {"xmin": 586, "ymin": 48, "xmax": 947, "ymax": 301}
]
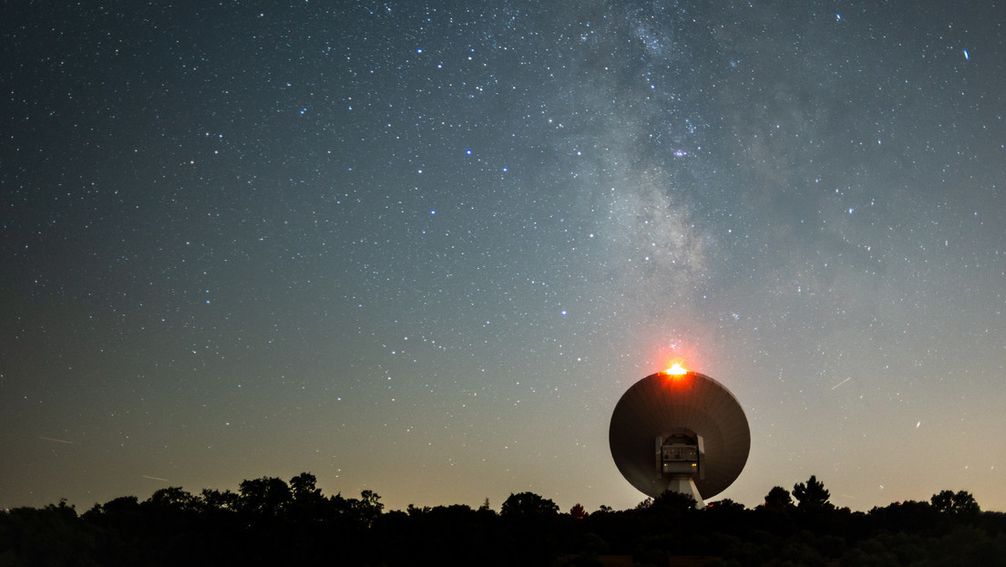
[{"xmin": 665, "ymin": 362, "xmax": 687, "ymax": 376}]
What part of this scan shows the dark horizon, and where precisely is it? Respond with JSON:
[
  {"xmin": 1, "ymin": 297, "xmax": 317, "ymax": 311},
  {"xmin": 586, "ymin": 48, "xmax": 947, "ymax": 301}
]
[
  {"xmin": 6, "ymin": 472, "xmax": 999, "ymax": 516},
  {"xmin": 3, "ymin": 471, "xmax": 1003, "ymax": 565}
]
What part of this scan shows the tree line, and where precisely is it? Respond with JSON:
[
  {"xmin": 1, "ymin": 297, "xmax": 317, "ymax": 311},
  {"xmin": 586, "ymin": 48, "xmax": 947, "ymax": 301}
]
[{"xmin": 1, "ymin": 472, "xmax": 1004, "ymax": 565}]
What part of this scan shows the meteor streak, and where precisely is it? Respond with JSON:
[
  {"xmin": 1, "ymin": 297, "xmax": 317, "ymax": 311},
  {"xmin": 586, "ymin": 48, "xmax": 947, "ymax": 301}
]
[{"xmin": 38, "ymin": 436, "xmax": 74, "ymax": 445}]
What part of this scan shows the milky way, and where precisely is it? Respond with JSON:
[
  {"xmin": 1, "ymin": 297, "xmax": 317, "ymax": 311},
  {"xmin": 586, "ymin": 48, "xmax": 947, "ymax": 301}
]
[{"xmin": 2, "ymin": 2, "xmax": 1004, "ymax": 512}]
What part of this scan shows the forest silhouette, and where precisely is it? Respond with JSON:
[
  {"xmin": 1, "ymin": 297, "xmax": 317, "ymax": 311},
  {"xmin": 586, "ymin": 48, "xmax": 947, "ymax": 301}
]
[{"xmin": 2, "ymin": 472, "xmax": 1004, "ymax": 566}]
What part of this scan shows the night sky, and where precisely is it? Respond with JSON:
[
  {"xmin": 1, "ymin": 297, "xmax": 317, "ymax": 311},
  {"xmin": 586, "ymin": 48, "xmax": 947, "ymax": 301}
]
[{"xmin": 3, "ymin": 2, "xmax": 1005, "ymax": 513}]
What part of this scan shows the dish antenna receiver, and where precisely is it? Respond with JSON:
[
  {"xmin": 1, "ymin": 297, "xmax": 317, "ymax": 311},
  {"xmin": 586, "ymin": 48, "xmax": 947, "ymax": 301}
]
[{"xmin": 609, "ymin": 365, "xmax": 750, "ymax": 507}]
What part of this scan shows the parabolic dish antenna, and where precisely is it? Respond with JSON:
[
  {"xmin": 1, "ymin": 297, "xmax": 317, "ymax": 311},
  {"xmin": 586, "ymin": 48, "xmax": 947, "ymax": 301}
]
[{"xmin": 609, "ymin": 369, "xmax": 750, "ymax": 505}]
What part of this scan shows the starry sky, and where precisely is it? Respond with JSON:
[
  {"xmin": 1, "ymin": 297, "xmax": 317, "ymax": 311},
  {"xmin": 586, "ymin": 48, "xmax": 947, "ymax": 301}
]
[{"xmin": 3, "ymin": 1, "xmax": 1005, "ymax": 513}]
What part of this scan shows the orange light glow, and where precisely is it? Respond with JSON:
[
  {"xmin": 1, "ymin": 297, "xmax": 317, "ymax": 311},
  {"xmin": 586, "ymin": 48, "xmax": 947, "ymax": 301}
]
[{"xmin": 665, "ymin": 362, "xmax": 687, "ymax": 376}]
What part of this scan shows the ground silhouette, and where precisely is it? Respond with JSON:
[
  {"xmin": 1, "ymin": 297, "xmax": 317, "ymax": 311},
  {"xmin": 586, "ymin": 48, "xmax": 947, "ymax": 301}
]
[{"xmin": 2, "ymin": 473, "xmax": 1005, "ymax": 565}]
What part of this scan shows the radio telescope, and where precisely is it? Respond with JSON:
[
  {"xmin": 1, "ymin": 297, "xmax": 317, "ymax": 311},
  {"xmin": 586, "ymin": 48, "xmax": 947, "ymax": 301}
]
[{"xmin": 609, "ymin": 366, "xmax": 750, "ymax": 507}]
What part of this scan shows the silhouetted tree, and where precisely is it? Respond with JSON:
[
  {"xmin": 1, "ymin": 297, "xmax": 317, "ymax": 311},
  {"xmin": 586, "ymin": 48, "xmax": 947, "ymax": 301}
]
[
  {"xmin": 955, "ymin": 491, "xmax": 980, "ymax": 515},
  {"xmin": 5, "ymin": 470, "xmax": 1006, "ymax": 566},
  {"xmin": 405, "ymin": 503, "xmax": 429, "ymax": 516},
  {"xmin": 931, "ymin": 490, "xmax": 980, "ymax": 515},
  {"xmin": 931, "ymin": 490, "xmax": 954, "ymax": 513},
  {"xmin": 289, "ymin": 472, "xmax": 321, "ymax": 501},
  {"xmin": 793, "ymin": 475, "xmax": 832, "ymax": 511},
  {"xmin": 501, "ymin": 492, "xmax": 559, "ymax": 518},
  {"xmin": 351, "ymin": 489, "xmax": 384, "ymax": 526},
  {"xmin": 569, "ymin": 503, "xmax": 588, "ymax": 520},
  {"xmin": 146, "ymin": 486, "xmax": 198, "ymax": 512},
  {"xmin": 200, "ymin": 488, "xmax": 240, "ymax": 512},
  {"xmin": 86, "ymin": 495, "xmax": 140, "ymax": 517},
  {"xmin": 764, "ymin": 485, "xmax": 794, "ymax": 511},
  {"xmin": 868, "ymin": 499, "xmax": 939, "ymax": 534},
  {"xmin": 287, "ymin": 472, "xmax": 327, "ymax": 523},
  {"xmin": 648, "ymin": 490, "xmax": 697, "ymax": 517},
  {"xmin": 238, "ymin": 476, "xmax": 292, "ymax": 518},
  {"xmin": 704, "ymin": 498, "xmax": 747, "ymax": 534},
  {"xmin": 2, "ymin": 501, "xmax": 97, "ymax": 567},
  {"xmin": 478, "ymin": 497, "xmax": 492, "ymax": 512},
  {"xmin": 709, "ymin": 498, "xmax": 746, "ymax": 512}
]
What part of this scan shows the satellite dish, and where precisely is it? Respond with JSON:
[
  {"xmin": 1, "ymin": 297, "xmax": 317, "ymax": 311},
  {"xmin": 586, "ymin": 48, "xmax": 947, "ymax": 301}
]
[{"xmin": 609, "ymin": 369, "xmax": 750, "ymax": 506}]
